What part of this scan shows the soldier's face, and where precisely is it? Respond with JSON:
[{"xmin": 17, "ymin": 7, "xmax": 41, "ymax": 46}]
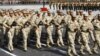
[
  {"xmin": 88, "ymin": 12, "xmax": 92, "ymax": 15},
  {"xmin": 84, "ymin": 16, "xmax": 88, "ymax": 20},
  {"xmin": 76, "ymin": 12, "xmax": 80, "ymax": 15},
  {"xmin": 66, "ymin": 11, "xmax": 70, "ymax": 15},
  {"xmin": 80, "ymin": 12, "xmax": 83, "ymax": 15},
  {"xmin": 19, "ymin": 12, "xmax": 23, "ymax": 16}
]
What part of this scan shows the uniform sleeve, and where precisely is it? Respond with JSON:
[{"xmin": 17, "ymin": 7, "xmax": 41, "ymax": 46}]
[
  {"xmin": 42, "ymin": 17, "xmax": 47, "ymax": 25},
  {"xmin": 3, "ymin": 17, "xmax": 8, "ymax": 28},
  {"xmin": 75, "ymin": 21, "xmax": 80, "ymax": 30},
  {"xmin": 88, "ymin": 21, "xmax": 94, "ymax": 30}
]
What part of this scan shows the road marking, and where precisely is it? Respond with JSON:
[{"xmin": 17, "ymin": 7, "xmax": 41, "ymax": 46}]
[
  {"xmin": 0, "ymin": 48, "xmax": 17, "ymax": 56},
  {"xmin": 51, "ymin": 47, "xmax": 66, "ymax": 54},
  {"xmin": 41, "ymin": 43, "xmax": 47, "ymax": 46}
]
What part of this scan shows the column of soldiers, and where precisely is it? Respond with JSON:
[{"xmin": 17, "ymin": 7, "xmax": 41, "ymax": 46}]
[
  {"xmin": 0, "ymin": 9, "xmax": 100, "ymax": 56},
  {"xmin": 50, "ymin": 2, "xmax": 100, "ymax": 11}
]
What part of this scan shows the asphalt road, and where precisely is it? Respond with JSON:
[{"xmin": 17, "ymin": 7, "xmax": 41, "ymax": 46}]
[{"xmin": 0, "ymin": 43, "xmax": 100, "ymax": 56}]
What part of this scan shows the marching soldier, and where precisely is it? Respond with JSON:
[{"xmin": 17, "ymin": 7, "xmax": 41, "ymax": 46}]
[
  {"xmin": 54, "ymin": 11, "xmax": 65, "ymax": 47},
  {"xmin": 63, "ymin": 10, "xmax": 72, "ymax": 44},
  {"xmin": 44, "ymin": 12, "xmax": 54, "ymax": 47},
  {"xmin": 21, "ymin": 10, "xmax": 31, "ymax": 51},
  {"xmin": 0, "ymin": 12, "xmax": 6, "ymax": 47},
  {"xmin": 3, "ymin": 11, "xmax": 16, "ymax": 52},
  {"xmin": 88, "ymin": 10, "xmax": 95, "ymax": 42},
  {"xmin": 67, "ymin": 14, "xmax": 79, "ymax": 56},
  {"xmin": 75, "ymin": 10, "xmax": 82, "ymax": 44},
  {"xmin": 92, "ymin": 14, "xmax": 100, "ymax": 54},
  {"xmin": 15, "ymin": 10, "xmax": 28, "ymax": 50},
  {"xmin": 80, "ymin": 14, "xmax": 93, "ymax": 55},
  {"xmin": 34, "ymin": 11, "xmax": 43, "ymax": 48}
]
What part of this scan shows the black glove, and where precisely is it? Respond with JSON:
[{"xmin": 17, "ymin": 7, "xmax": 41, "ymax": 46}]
[{"xmin": 74, "ymin": 28, "xmax": 78, "ymax": 32}]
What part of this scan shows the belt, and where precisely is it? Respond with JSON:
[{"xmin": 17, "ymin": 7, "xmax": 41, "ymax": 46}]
[
  {"xmin": 95, "ymin": 29, "xmax": 100, "ymax": 31},
  {"xmin": 81, "ymin": 30, "xmax": 88, "ymax": 32},
  {"xmin": 0, "ymin": 24, "xmax": 3, "ymax": 26}
]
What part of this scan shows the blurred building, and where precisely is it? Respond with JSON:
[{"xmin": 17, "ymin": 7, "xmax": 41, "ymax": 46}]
[
  {"xmin": 0, "ymin": 0, "xmax": 49, "ymax": 4},
  {"xmin": 0, "ymin": 0, "xmax": 100, "ymax": 5}
]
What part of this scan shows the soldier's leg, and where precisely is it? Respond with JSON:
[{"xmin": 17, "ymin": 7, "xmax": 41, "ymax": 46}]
[
  {"xmin": 72, "ymin": 33, "xmax": 78, "ymax": 55},
  {"xmin": 50, "ymin": 27, "xmax": 54, "ymax": 44},
  {"xmin": 93, "ymin": 32, "xmax": 100, "ymax": 53},
  {"xmin": 68, "ymin": 45, "xmax": 73, "ymax": 56},
  {"xmin": 47, "ymin": 27, "xmax": 51, "ymax": 47},
  {"xmin": 80, "ymin": 32, "xmax": 86, "ymax": 54},
  {"xmin": 7, "ymin": 28, "xmax": 14, "ymax": 52},
  {"xmin": 80, "ymin": 44, "xmax": 85, "ymax": 54},
  {"xmin": 85, "ymin": 33, "xmax": 93, "ymax": 54},
  {"xmin": 89, "ymin": 30, "xmax": 95, "ymax": 42},
  {"xmin": 57, "ymin": 29, "xmax": 64, "ymax": 46},
  {"xmin": 22, "ymin": 29, "xmax": 28, "ymax": 51},
  {"xmin": 35, "ymin": 28, "xmax": 41, "ymax": 48},
  {"xmin": 93, "ymin": 43, "xmax": 98, "ymax": 53},
  {"xmin": 68, "ymin": 32, "xmax": 76, "ymax": 56},
  {"xmin": 38, "ymin": 26, "xmax": 42, "ymax": 47},
  {"xmin": 0, "ymin": 26, "xmax": 5, "ymax": 47},
  {"xmin": 77, "ymin": 31, "xmax": 82, "ymax": 44},
  {"xmin": 8, "ymin": 32, "xmax": 12, "ymax": 51},
  {"xmin": 96, "ymin": 33, "xmax": 100, "ymax": 47},
  {"xmin": 47, "ymin": 27, "xmax": 54, "ymax": 47}
]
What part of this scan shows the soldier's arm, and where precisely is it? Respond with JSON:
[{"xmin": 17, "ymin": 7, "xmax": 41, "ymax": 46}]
[
  {"xmin": 75, "ymin": 21, "xmax": 80, "ymax": 30},
  {"xmin": 88, "ymin": 21, "xmax": 94, "ymax": 30},
  {"xmin": 3, "ymin": 18, "xmax": 10, "ymax": 28},
  {"xmin": 42, "ymin": 17, "xmax": 47, "ymax": 25}
]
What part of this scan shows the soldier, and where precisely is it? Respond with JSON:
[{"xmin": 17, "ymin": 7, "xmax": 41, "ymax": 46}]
[
  {"xmin": 63, "ymin": 10, "xmax": 72, "ymax": 44},
  {"xmin": 54, "ymin": 11, "xmax": 65, "ymax": 47},
  {"xmin": 80, "ymin": 14, "xmax": 93, "ymax": 55},
  {"xmin": 75, "ymin": 10, "xmax": 82, "ymax": 45},
  {"xmin": 44, "ymin": 12, "xmax": 54, "ymax": 47},
  {"xmin": 92, "ymin": 14, "xmax": 100, "ymax": 54},
  {"xmin": 88, "ymin": 10, "xmax": 95, "ymax": 42},
  {"xmin": 34, "ymin": 11, "xmax": 43, "ymax": 48},
  {"xmin": 3, "ymin": 10, "xmax": 16, "ymax": 52},
  {"xmin": 21, "ymin": 11, "xmax": 31, "ymax": 51},
  {"xmin": 0, "ymin": 12, "xmax": 6, "ymax": 47},
  {"xmin": 14, "ymin": 10, "xmax": 27, "ymax": 49},
  {"xmin": 67, "ymin": 14, "xmax": 79, "ymax": 56},
  {"xmin": 13, "ymin": 10, "xmax": 20, "ymax": 46}
]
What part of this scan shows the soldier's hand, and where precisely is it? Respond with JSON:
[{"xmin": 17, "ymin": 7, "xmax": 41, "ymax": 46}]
[
  {"xmin": 45, "ymin": 24, "xmax": 49, "ymax": 28},
  {"xmin": 87, "ymin": 29, "xmax": 90, "ymax": 32},
  {"xmin": 8, "ymin": 26, "xmax": 11, "ymax": 29},
  {"xmin": 55, "ymin": 25, "xmax": 59, "ymax": 27}
]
